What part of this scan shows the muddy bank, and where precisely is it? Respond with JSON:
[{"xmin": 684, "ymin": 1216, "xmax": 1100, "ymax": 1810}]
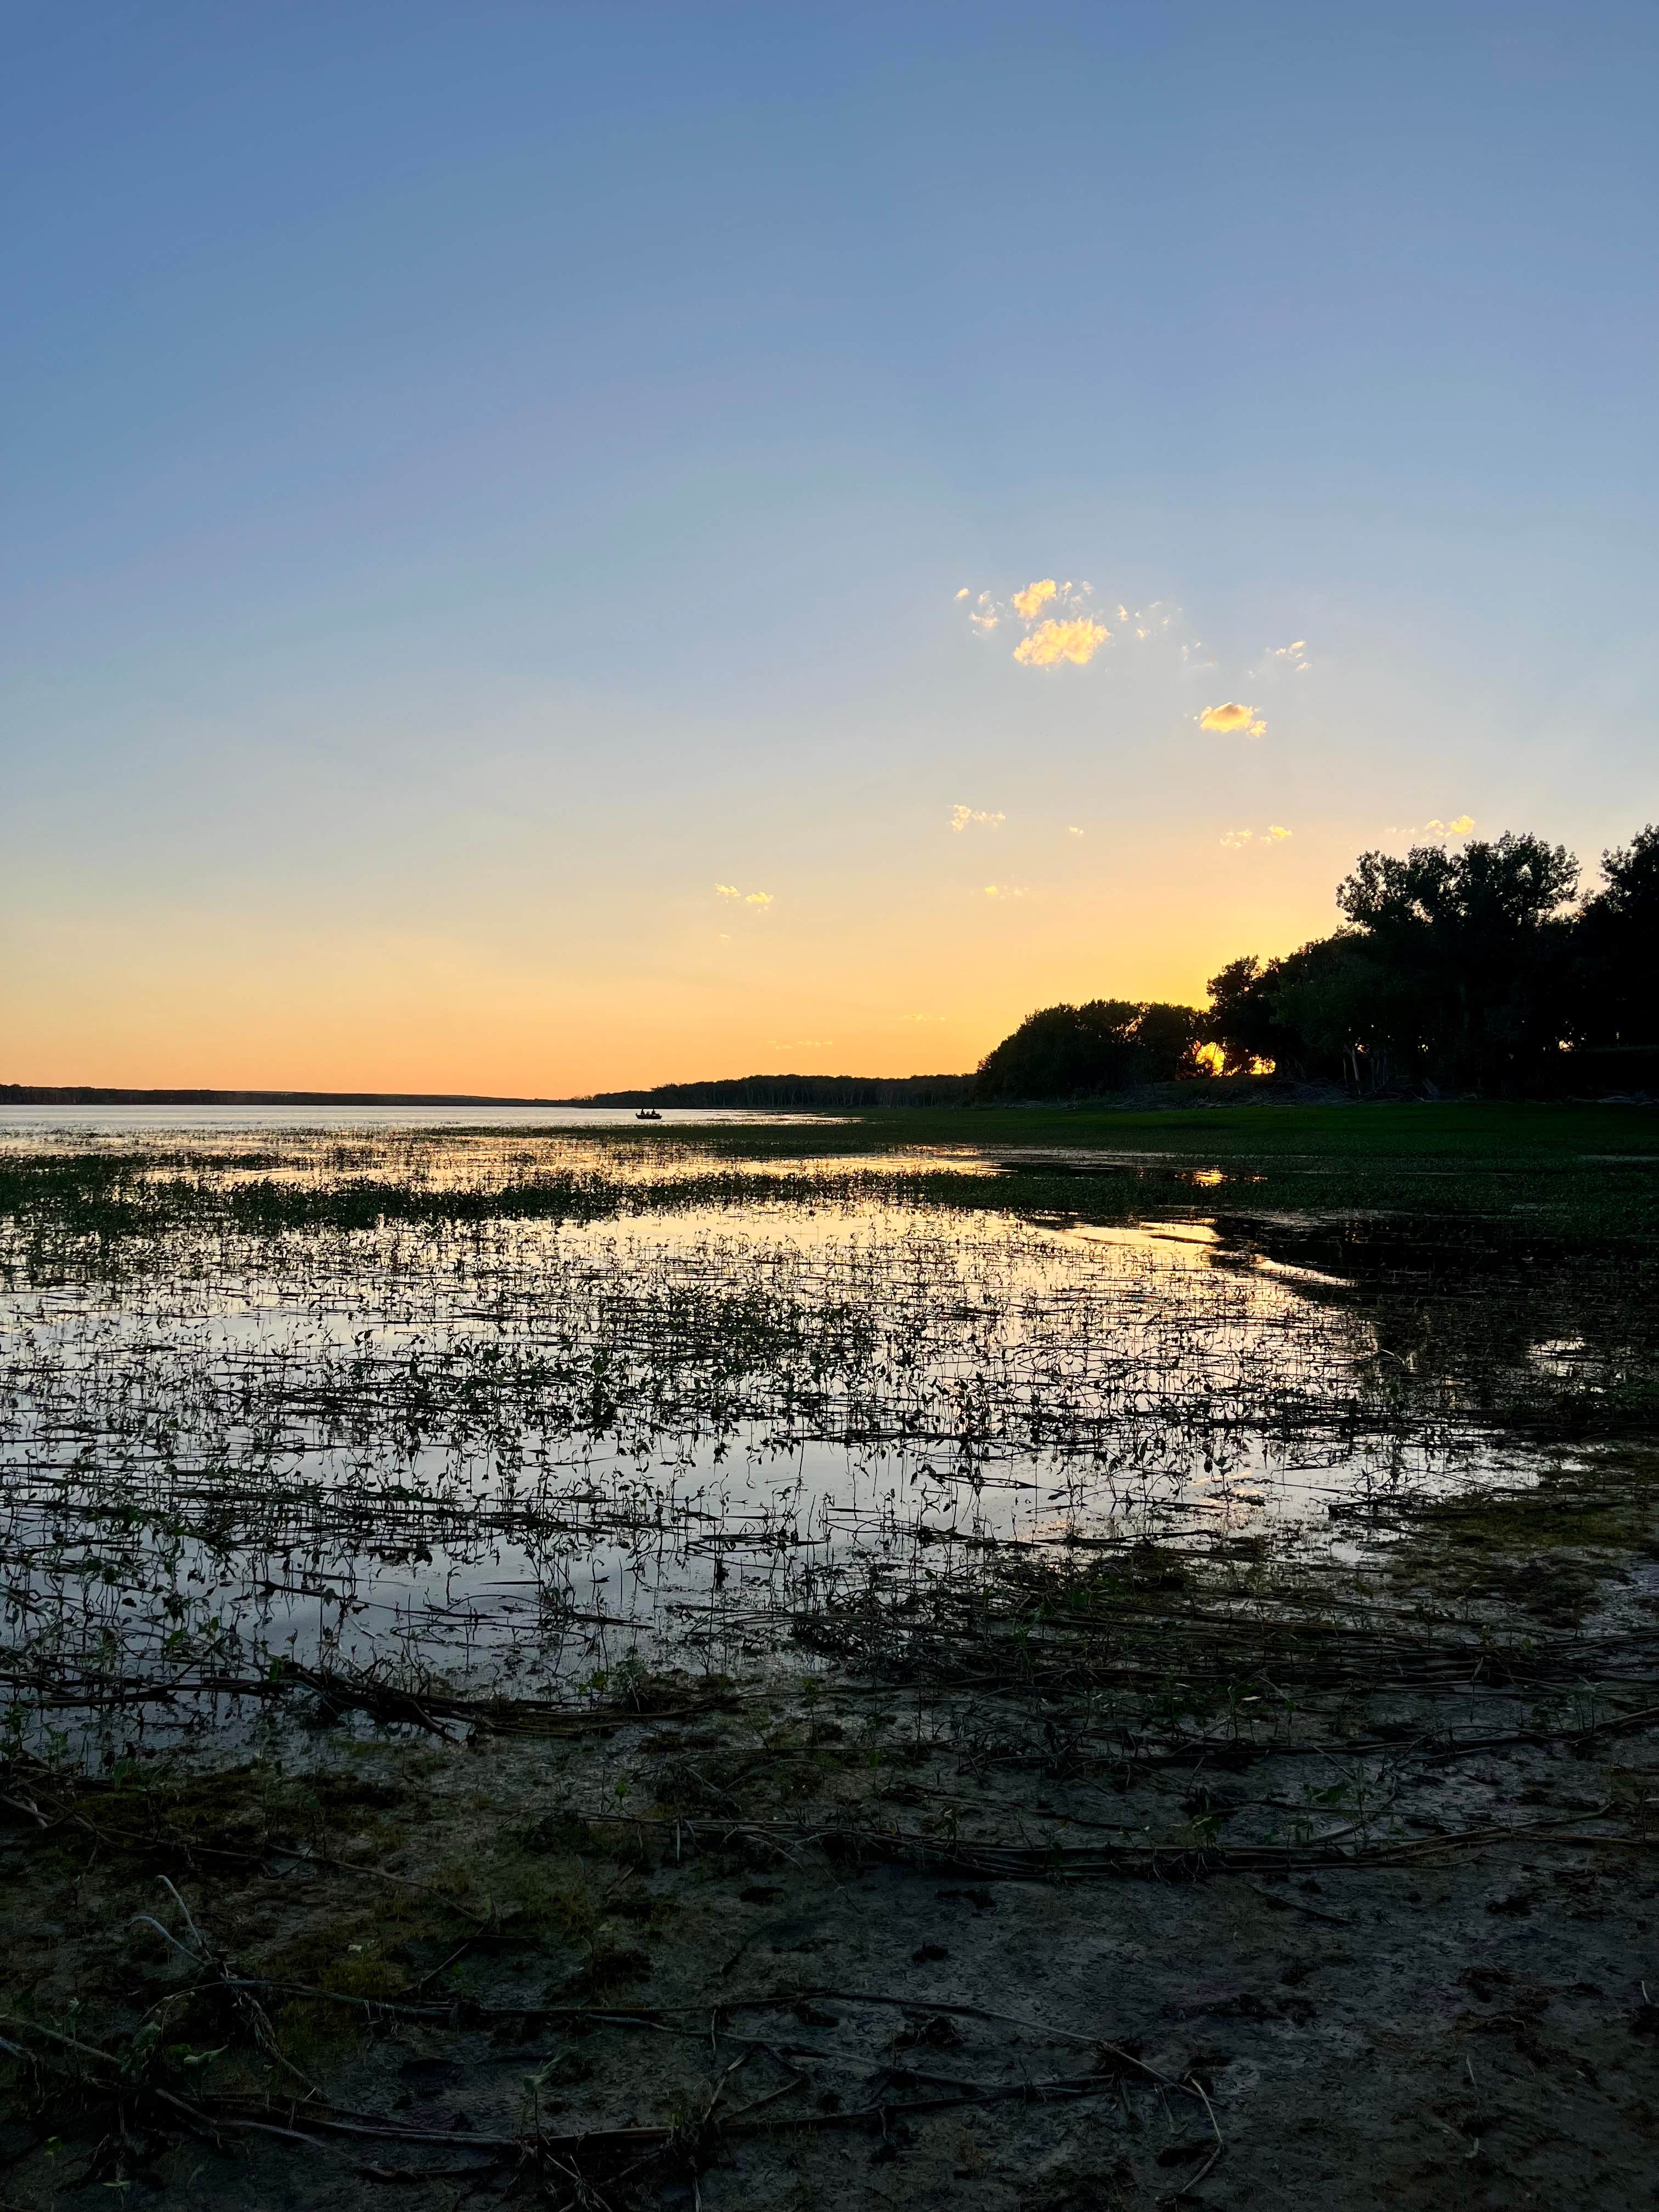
[{"xmin": 4, "ymin": 1557, "xmax": 1659, "ymax": 2209}]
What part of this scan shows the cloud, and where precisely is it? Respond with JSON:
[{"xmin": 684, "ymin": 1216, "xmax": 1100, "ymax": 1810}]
[
  {"xmin": 1220, "ymin": 828, "xmax": 1253, "ymax": 849},
  {"xmin": 1199, "ymin": 701, "xmax": 1267, "ymax": 736},
  {"xmin": 1267, "ymin": 824, "xmax": 1292, "ymax": 840},
  {"xmin": 1221, "ymin": 824, "xmax": 1292, "ymax": 849},
  {"xmin": 955, "ymin": 586, "xmax": 970, "ymax": 600},
  {"xmin": 744, "ymin": 890, "xmax": 772, "ymax": 906},
  {"xmin": 1011, "ymin": 578, "xmax": 1058, "ymax": 620},
  {"xmin": 1066, "ymin": 825, "xmax": 1084, "ymax": 836},
  {"xmin": 1423, "ymin": 815, "xmax": 1475, "ymax": 836},
  {"xmin": 1013, "ymin": 616, "xmax": 1110, "ymax": 668},
  {"xmin": 715, "ymin": 883, "xmax": 774, "ymax": 906},
  {"xmin": 1263, "ymin": 639, "xmax": 1312, "ymax": 673},
  {"xmin": 714, "ymin": 883, "xmax": 741, "ymax": 898},
  {"xmin": 982, "ymin": 883, "xmax": 1029, "ymax": 899},
  {"xmin": 949, "ymin": 803, "xmax": 1005, "ymax": 832}
]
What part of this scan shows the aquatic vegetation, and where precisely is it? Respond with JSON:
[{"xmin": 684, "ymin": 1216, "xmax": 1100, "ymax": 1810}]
[
  {"xmin": 0, "ymin": 1128, "xmax": 1652, "ymax": 1751},
  {"xmin": 2, "ymin": 1121, "xmax": 1658, "ymax": 2204}
]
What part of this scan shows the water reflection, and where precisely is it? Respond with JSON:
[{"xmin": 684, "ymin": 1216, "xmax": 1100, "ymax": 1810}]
[{"xmin": 0, "ymin": 1131, "xmax": 1645, "ymax": 1748}]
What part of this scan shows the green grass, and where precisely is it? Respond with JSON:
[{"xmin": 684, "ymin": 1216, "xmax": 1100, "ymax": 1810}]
[
  {"xmin": 657, "ymin": 1101, "xmax": 1659, "ymax": 1239},
  {"xmin": 5, "ymin": 1102, "xmax": 1657, "ymax": 1242}
]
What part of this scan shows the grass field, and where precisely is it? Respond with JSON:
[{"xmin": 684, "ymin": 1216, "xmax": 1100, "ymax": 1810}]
[{"xmin": 679, "ymin": 1100, "xmax": 1659, "ymax": 1239}]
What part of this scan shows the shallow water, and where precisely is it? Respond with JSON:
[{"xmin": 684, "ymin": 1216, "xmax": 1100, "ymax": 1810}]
[
  {"xmin": 0, "ymin": 1103, "xmax": 827, "ymax": 1139},
  {"xmin": 8, "ymin": 1126, "xmax": 1624, "ymax": 1759}
]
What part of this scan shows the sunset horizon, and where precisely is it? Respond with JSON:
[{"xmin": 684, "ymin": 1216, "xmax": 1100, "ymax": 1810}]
[{"xmin": 7, "ymin": 4, "xmax": 1654, "ymax": 1096}]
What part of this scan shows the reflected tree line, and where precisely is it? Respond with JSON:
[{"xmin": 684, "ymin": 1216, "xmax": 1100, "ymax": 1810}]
[{"xmin": 975, "ymin": 824, "xmax": 1658, "ymax": 1098}]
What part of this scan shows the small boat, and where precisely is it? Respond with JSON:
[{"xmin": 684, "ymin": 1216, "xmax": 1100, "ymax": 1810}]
[{"xmin": 635, "ymin": 1108, "xmax": 663, "ymax": 1121}]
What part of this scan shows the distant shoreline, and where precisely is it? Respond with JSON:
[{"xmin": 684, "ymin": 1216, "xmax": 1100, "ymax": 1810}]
[
  {"xmin": 0, "ymin": 1085, "xmax": 561, "ymax": 1107},
  {"xmin": 0, "ymin": 1073, "xmax": 972, "ymax": 1110}
]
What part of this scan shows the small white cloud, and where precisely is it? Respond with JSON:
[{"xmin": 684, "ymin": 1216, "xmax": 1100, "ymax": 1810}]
[
  {"xmin": 1066, "ymin": 824, "xmax": 1084, "ymax": 836},
  {"xmin": 955, "ymin": 586, "xmax": 970, "ymax": 600},
  {"xmin": 714, "ymin": 883, "xmax": 741, "ymax": 899},
  {"xmin": 744, "ymin": 890, "xmax": 773, "ymax": 906},
  {"xmin": 982, "ymin": 883, "xmax": 1029, "ymax": 900},
  {"xmin": 1220, "ymin": 828, "xmax": 1254, "ymax": 849},
  {"xmin": 1199, "ymin": 701, "xmax": 1267, "ymax": 737},
  {"xmin": 1266, "ymin": 824, "xmax": 1292, "ymax": 841},
  {"xmin": 949, "ymin": 803, "xmax": 1006, "ymax": 833},
  {"xmin": 715, "ymin": 883, "xmax": 773, "ymax": 907},
  {"xmin": 1262, "ymin": 639, "xmax": 1312, "ymax": 673},
  {"xmin": 1221, "ymin": 823, "xmax": 1292, "ymax": 849}
]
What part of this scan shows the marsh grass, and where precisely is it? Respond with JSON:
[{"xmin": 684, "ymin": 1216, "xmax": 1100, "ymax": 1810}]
[
  {"xmin": 1, "ymin": 1128, "xmax": 1655, "ymax": 1758},
  {"xmin": 2, "ymin": 1118, "xmax": 1658, "ymax": 2202}
]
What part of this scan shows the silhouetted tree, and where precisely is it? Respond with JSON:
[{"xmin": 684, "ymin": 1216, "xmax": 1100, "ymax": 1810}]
[
  {"xmin": 991, "ymin": 822, "xmax": 1651, "ymax": 1107},
  {"xmin": 1330, "ymin": 833, "xmax": 1578, "ymax": 1089},
  {"xmin": 1573, "ymin": 825, "xmax": 1659, "ymax": 1049},
  {"xmin": 973, "ymin": 1000, "xmax": 1203, "ymax": 1099}
]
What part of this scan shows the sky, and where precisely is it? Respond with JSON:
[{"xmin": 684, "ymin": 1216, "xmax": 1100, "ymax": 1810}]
[{"xmin": 4, "ymin": 1, "xmax": 1656, "ymax": 1093}]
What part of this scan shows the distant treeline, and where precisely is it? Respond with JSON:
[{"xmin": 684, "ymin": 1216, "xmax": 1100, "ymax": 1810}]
[
  {"xmin": 976, "ymin": 823, "xmax": 1659, "ymax": 1101},
  {"xmin": 576, "ymin": 1073, "xmax": 973, "ymax": 1109},
  {"xmin": 0, "ymin": 1086, "xmax": 554, "ymax": 1107}
]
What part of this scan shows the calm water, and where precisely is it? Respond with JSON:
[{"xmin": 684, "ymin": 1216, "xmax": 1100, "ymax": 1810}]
[
  {"xmin": 0, "ymin": 1104, "xmax": 826, "ymax": 1138},
  {"xmin": 0, "ymin": 1124, "xmax": 1615, "ymax": 1748}
]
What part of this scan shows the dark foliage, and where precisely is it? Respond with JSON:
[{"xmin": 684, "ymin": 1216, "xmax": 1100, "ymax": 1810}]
[
  {"xmin": 972, "ymin": 1000, "xmax": 1203, "ymax": 1100},
  {"xmin": 581, "ymin": 1074, "xmax": 972, "ymax": 1108},
  {"xmin": 1205, "ymin": 827, "xmax": 1657, "ymax": 1095},
  {"xmin": 1573, "ymin": 826, "xmax": 1659, "ymax": 1049},
  {"xmin": 981, "ymin": 825, "xmax": 1657, "ymax": 1100}
]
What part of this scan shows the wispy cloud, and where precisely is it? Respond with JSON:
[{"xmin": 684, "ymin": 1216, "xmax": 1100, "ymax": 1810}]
[
  {"xmin": 1383, "ymin": 815, "xmax": 1476, "ymax": 840},
  {"xmin": 982, "ymin": 883, "xmax": 1029, "ymax": 900},
  {"xmin": 1220, "ymin": 824, "xmax": 1292, "ymax": 849},
  {"xmin": 1066, "ymin": 825, "xmax": 1084, "ymax": 836},
  {"xmin": 1199, "ymin": 701, "xmax": 1267, "ymax": 737},
  {"xmin": 715, "ymin": 883, "xmax": 774, "ymax": 906},
  {"xmin": 1011, "ymin": 577, "xmax": 1058, "ymax": 620},
  {"xmin": 1262, "ymin": 639, "xmax": 1312, "ymax": 673},
  {"xmin": 949, "ymin": 803, "xmax": 1005, "ymax": 832},
  {"xmin": 1013, "ymin": 616, "xmax": 1110, "ymax": 668}
]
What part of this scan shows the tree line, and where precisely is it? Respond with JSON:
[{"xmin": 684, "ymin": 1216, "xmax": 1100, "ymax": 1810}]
[{"xmin": 974, "ymin": 824, "xmax": 1658, "ymax": 1099}]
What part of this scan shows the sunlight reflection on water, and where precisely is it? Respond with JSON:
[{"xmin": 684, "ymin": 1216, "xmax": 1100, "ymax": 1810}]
[{"xmin": 2, "ymin": 1137, "xmax": 1559, "ymax": 1733}]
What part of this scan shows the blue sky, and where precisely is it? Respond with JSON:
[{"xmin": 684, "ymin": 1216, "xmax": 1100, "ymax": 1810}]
[{"xmin": 4, "ymin": 1, "xmax": 1655, "ymax": 1088}]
